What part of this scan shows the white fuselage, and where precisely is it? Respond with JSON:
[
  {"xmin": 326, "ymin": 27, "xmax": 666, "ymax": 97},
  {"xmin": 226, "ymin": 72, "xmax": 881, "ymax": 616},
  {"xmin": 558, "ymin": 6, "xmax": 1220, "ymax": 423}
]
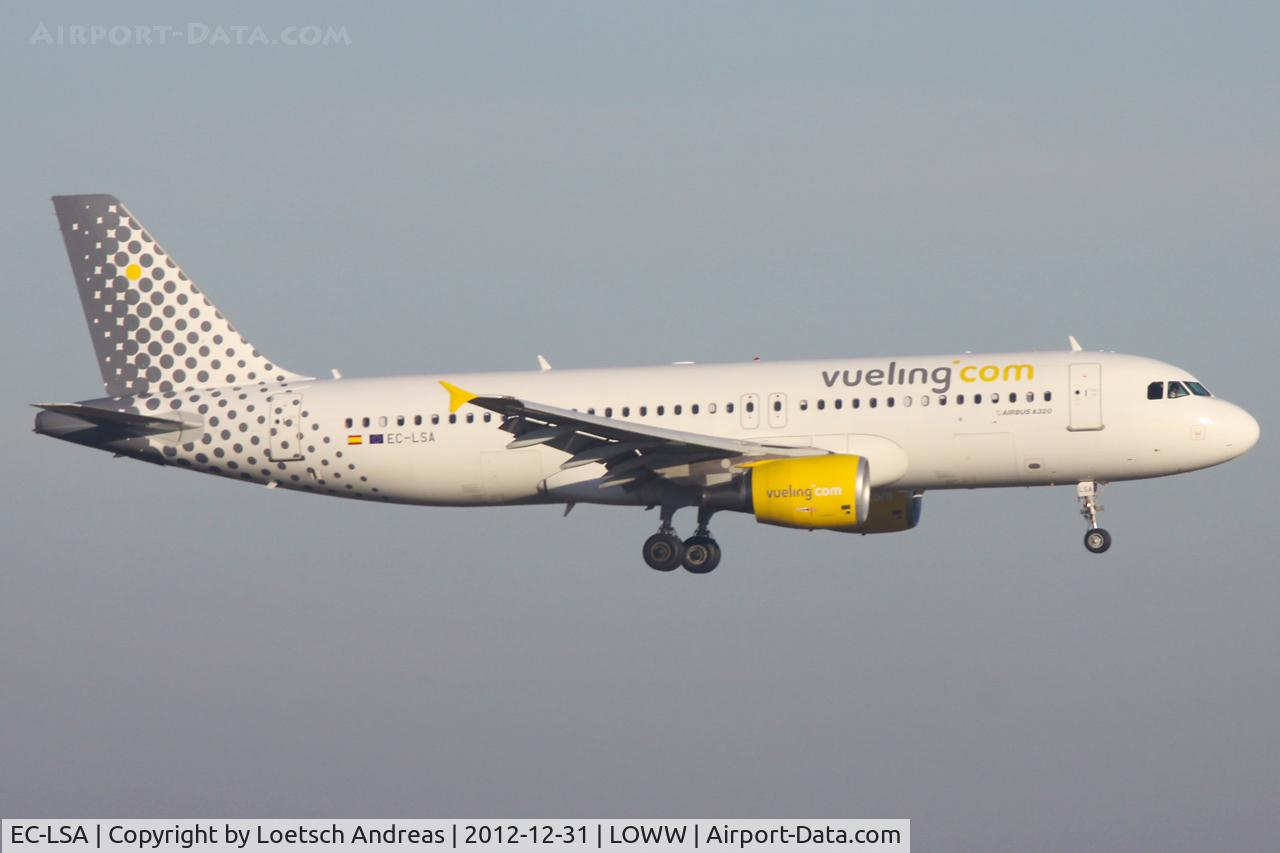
[
  {"xmin": 91, "ymin": 350, "xmax": 1255, "ymax": 508},
  {"xmin": 40, "ymin": 195, "xmax": 1261, "ymax": 566}
]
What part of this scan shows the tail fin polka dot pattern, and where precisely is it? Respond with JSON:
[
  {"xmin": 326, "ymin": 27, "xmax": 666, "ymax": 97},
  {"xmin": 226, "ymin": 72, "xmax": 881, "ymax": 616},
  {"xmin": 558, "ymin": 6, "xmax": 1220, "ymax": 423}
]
[{"xmin": 52, "ymin": 194, "xmax": 306, "ymax": 398}]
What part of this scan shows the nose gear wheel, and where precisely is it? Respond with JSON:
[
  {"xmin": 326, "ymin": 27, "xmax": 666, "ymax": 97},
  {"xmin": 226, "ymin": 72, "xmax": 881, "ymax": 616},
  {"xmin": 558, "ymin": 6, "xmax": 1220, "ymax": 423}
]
[{"xmin": 1077, "ymin": 481, "xmax": 1112, "ymax": 554}]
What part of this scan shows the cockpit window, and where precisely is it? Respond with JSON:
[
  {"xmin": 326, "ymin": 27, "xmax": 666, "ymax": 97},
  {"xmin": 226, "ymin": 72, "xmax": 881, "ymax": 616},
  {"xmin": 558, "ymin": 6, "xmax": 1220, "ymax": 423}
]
[
  {"xmin": 1167, "ymin": 381, "xmax": 1190, "ymax": 399},
  {"xmin": 1186, "ymin": 381, "xmax": 1211, "ymax": 397},
  {"xmin": 1147, "ymin": 381, "xmax": 1163, "ymax": 400}
]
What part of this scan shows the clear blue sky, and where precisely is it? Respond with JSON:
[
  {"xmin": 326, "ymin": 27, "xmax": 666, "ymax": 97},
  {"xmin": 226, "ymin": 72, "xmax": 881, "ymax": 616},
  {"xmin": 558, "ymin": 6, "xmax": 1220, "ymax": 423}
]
[{"xmin": 2, "ymin": 3, "xmax": 1277, "ymax": 850}]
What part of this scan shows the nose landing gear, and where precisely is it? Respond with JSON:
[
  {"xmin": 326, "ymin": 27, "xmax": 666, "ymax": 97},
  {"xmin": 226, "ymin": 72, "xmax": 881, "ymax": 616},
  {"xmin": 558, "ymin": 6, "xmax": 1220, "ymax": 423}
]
[
  {"xmin": 641, "ymin": 505, "xmax": 723, "ymax": 573},
  {"xmin": 1078, "ymin": 481, "xmax": 1112, "ymax": 554}
]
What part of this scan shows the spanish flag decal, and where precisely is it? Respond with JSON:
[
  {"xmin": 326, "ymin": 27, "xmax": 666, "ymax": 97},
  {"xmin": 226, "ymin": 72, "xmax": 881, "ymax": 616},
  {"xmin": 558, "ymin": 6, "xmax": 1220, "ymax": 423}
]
[{"xmin": 347, "ymin": 435, "xmax": 363, "ymax": 445}]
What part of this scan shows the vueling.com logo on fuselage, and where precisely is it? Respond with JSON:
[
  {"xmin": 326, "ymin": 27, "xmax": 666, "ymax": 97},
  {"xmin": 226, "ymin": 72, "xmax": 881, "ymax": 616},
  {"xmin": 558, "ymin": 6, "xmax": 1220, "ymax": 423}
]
[
  {"xmin": 820, "ymin": 360, "xmax": 1035, "ymax": 394},
  {"xmin": 766, "ymin": 483, "xmax": 844, "ymax": 501}
]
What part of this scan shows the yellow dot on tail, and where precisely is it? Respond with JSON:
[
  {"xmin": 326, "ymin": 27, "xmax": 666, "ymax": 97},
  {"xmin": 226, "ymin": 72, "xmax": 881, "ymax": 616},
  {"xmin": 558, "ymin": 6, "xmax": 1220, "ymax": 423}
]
[{"xmin": 124, "ymin": 263, "xmax": 142, "ymax": 281}]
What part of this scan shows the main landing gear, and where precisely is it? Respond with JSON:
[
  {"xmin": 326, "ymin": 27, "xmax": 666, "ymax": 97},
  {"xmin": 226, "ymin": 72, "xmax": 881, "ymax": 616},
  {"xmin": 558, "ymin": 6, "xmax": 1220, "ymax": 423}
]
[
  {"xmin": 642, "ymin": 505, "xmax": 722, "ymax": 573},
  {"xmin": 1078, "ymin": 481, "xmax": 1112, "ymax": 554}
]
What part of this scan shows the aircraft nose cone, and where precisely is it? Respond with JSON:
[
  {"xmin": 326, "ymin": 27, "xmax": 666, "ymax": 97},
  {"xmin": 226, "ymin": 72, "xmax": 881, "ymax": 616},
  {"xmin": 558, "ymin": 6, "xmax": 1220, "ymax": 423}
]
[
  {"xmin": 1224, "ymin": 404, "xmax": 1260, "ymax": 456},
  {"xmin": 1240, "ymin": 409, "xmax": 1260, "ymax": 452}
]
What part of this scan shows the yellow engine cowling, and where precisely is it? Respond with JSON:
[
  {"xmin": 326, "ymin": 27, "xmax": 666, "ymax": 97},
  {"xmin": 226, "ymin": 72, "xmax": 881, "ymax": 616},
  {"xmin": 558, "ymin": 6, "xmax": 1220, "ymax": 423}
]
[
  {"xmin": 748, "ymin": 455, "xmax": 871, "ymax": 531},
  {"xmin": 858, "ymin": 489, "xmax": 924, "ymax": 534}
]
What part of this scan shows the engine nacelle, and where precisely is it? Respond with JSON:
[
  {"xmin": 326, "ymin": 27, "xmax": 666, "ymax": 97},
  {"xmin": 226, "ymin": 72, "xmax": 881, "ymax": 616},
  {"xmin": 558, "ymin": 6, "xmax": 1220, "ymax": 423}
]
[
  {"xmin": 858, "ymin": 489, "xmax": 924, "ymax": 534},
  {"xmin": 704, "ymin": 454, "xmax": 871, "ymax": 531}
]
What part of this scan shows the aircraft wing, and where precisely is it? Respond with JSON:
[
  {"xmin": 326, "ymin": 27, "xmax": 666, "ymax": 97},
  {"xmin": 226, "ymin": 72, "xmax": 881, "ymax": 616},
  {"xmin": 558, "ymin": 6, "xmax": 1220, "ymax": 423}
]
[{"xmin": 440, "ymin": 381, "xmax": 825, "ymax": 488}]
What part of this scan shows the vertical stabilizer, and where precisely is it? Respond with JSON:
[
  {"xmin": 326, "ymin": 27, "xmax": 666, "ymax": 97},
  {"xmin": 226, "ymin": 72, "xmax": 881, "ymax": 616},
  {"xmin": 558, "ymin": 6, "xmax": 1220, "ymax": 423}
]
[{"xmin": 52, "ymin": 194, "xmax": 306, "ymax": 397}]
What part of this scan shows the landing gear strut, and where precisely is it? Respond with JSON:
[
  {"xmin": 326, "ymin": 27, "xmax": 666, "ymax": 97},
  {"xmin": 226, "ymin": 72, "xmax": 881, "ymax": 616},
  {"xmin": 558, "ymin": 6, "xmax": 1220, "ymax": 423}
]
[
  {"xmin": 1078, "ymin": 481, "xmax": 1112, "ymax": 554},
  {"xmin": 641, "ymin": 505, "xmax": 723, "ymax": 573},
  {"xmin": 681, "ymin": 506, "xmax": 722, "ymax": 574},
  {"xmin": 642, "ymin": 505, "xmax": 684, "ymax": 571}
]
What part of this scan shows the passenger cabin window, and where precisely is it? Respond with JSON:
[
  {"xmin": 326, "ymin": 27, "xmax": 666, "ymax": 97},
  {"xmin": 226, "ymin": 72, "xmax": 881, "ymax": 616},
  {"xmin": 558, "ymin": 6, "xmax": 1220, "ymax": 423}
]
[
  {"xmin": 834, "ymin": 399, "xmax": 843, "ymax": 410},
  {"xmin": 432, "ymin": 415, "xmax": 440, "ymax": 425},
  {"xmin": 397, "ymin": 415, "xmax": 405, "ymax": 426},
  {"xmin": 414, "ymin": 415, "xmax": 422, "ymax": 426},
  {"xmin": 817, "ymin": 399, "xmax": 826, "ymax": 410},
  {"xmin": 448, "ymin": 414, "xmax": 457, "ymax": 424},
  {"xmin": 344, "ymin": 417, "xmax": 353, "ymax": 428},
  {"xmin": 938, "ymin": 395, "xmax": 947, "ymax": 406},
  {"xmin": 639, "ymin": 406, "xmax": 648, "ymax": 416},
  {"xmin": 957, "ymin": 394, "xmax": 965, "ymax": 404},
  {"xmin": 852, "ymin": 398, "xmax": 861, "ymax": 409},
  {"xmin": 1167, "ymin": 381, "xmax": 1190, "ymax": 399},
  {"xmin": 708, "ymin": 403, "xmax": 717, "ymax": 414},
  {"xmin": 362, "ymin": 417, "xmax": 371, "ymax": 428},
  {"xmin": 604, "ymin": 407, "xmax": 613, "ymax": 417},
  {"xmin": 869, "ymin": 398, "xmax": 878, "ymax": 408},
  {"xmin": 921, "ymin": 395, "xmax": 930, "ymax": 407},
  {"xmin": 379, "ymin": 416, "xmax": 388, "ymax": 427},
  {"xmin": 466, "ymin": 413, "xmax": 474, "ymax": 423},
  {"xmin": 726, "ymin": 402, "xmax": 735, "ymax": 414},
  {"xmin": 656, "ymin": 405, "xmax": 665, "ymax": 416},
  {"xmin": 1044, "ymin": 391, "xmax": 1052, "ymax": 402},
  {"xmin": 1147, "ymin": 382, "xmax": 1164, "ymax": 400},
  {"xmin": 745, "ymin": 401, "xmax": 755, "ymax": 413},
  {"xmin": 622, "ymin": 407, "xmax": 630, "ymax": 417},
  {"xmin": 691, "ymin": 404, "xmax": 699, "ymax": 414},
  {"xmin": 887, "ymin": 397, "xmax": 895, "ymax": 407},
  {"xmin": 903, "ymin": 396, "xmax": 912, "ymax": 407},
  {"xmin": 798, "ymin": 400, "xmax": 807, "ymax": 411},
  {"xmin": 674, "ymin": 404, "xmax": 682, "ymax": 415}
]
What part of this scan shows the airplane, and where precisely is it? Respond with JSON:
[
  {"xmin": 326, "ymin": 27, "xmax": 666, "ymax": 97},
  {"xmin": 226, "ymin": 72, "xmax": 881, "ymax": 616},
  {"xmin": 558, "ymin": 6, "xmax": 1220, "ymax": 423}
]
[{"xmin": 35, "ymin": 194, "xmax": 1260, "ymax": 573}]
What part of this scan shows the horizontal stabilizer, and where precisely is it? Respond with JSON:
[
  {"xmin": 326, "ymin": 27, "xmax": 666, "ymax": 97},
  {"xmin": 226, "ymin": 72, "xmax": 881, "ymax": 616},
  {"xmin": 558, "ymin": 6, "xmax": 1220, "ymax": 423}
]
[{"xmin": 32, "ymin": 402, "xmax": 189, "ymax": 433}]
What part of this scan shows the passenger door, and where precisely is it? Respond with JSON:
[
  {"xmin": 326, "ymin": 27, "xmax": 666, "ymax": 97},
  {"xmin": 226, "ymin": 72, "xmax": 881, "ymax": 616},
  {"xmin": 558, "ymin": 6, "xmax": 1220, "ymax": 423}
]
[
  {"xmin": 1068, "ymin": 363, "xmax": 1103, "ymax": 431},
  {"xmin": 267, "ymin": 391, "xmax": 305, "ymax": 461}
]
